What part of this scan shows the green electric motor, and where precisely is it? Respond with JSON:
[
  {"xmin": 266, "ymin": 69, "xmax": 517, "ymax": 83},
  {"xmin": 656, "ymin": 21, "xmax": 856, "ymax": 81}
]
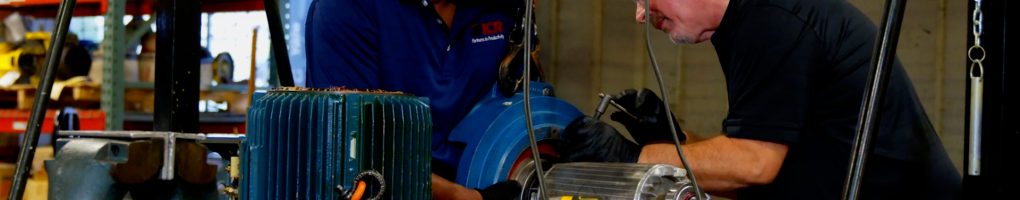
[{"xmin": 241, "ymin": 88, "xmax": 432, "ymax": 200}]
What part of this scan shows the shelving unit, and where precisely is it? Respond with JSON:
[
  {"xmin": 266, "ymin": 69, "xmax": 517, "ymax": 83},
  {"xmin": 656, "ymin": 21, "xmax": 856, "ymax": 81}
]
[
  {"xmin": 1, "ymin": 0, "xmax": 275, "ymax": 131},
  {"xmin": 101, "ymin": 0, "xmax": 269, "ymax": 130},
  {"xmin": 1, "ymin": 0, "xmax": 266, "ymax": 18},
  {"xmin": 0, "ymin": 0, "xmax": 106, "ymax": 17}
]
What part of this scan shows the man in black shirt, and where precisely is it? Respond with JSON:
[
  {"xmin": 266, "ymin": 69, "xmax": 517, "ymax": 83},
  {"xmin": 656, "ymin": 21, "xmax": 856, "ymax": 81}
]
[{"xmin": 559, "ymin": 0, "xmax": 961, "ymax": 199}]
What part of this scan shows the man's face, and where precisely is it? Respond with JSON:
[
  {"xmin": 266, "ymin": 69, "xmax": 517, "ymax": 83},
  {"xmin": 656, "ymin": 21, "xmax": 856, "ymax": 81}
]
[{"xmin": 634, "ymin": 0, "xmax": 716, "ymax": 44}]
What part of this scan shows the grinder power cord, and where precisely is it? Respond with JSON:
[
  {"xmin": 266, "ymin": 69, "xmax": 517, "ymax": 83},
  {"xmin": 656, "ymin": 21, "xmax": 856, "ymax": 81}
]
[
  {"xmin": 639, "ymin": 0, "xmax": 706, "ymax": 199},
  {"xmin": 520, "ymin": 0, "xmax": 549, "ymax": 198}
]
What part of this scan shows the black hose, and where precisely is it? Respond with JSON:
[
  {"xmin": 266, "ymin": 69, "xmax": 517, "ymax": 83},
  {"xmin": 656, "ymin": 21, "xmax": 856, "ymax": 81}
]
[
  {"xmin": 642, "ymin": 1, "xmax": 706, "ymax": 199},
  {"xmin": 521, "ymin": 0, "xmax": 549, "ymax": 199}
]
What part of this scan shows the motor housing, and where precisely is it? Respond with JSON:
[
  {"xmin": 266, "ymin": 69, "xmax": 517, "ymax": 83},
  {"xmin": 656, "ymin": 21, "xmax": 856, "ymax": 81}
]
[{"xmin": 241, "ymin": 88, "xmax": 432, "ymax": 200}]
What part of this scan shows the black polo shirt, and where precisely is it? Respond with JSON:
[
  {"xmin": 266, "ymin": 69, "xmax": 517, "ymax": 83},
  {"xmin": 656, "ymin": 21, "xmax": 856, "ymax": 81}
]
[{"xmin": 710, "ymin": 0, "xmax": 961, "ymax": 199}]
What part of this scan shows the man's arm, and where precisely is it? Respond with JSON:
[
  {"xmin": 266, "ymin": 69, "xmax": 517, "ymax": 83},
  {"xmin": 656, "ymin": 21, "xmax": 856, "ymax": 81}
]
[
  {"xmin": 433, "ymin": 174, "xmax": 525, "ymax": 200},
  {"xmin": 432, "ymin": 174, "xmax": 483, "ymax": 200},
  {"xmin": 638, "ymin": 136, "xmax": 787, "ymax": 192}
]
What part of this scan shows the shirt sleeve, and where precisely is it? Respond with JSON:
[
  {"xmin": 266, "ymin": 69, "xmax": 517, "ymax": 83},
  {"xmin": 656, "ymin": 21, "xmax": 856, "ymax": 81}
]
[
  {"xmin": 720, "ymin": 6, "xmax": 823, "ymax": 145},
  {"xmin": 304, "ymin": 0, "xmax": 380, "ymax": 88}
]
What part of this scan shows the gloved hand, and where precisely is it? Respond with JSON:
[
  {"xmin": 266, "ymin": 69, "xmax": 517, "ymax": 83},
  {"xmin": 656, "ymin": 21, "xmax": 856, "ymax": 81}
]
[
  {"xmin": 478, "ymin": 180, "xmax": 523, "ymax": 200},
  {"xmin": 610, "ymin": 88, "xmax": 686, "ymax": 144},
  {"xmin": 558, "ymin": 116, "xmax": 642, "ymax": 163}
]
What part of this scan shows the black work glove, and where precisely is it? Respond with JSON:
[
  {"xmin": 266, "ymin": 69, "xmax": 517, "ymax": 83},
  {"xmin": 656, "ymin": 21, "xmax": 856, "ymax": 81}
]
[
  {"xmin": 558, "ymin": 116, "xmax": 642, "ymax": 163},
  {"xmin": 610, "ymin": 88, "xmax": 686, "ymax": 144},
  {"xmin": 478, "ymin": 180, "xmax": 523, "ymax": 200}
]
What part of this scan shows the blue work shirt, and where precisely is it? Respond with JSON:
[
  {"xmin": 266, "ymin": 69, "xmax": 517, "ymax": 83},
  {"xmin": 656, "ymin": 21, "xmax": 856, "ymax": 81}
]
[{"xmin": 305, "ymin": 0, "xmax": 520, "ymax": 178}]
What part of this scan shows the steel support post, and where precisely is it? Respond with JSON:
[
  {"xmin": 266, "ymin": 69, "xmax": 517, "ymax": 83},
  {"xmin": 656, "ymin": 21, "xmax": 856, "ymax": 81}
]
[
  {"xmin": 154, "ymin": 0, "xmax": 201, "ymax": 133},
  {"xmin": 841, "ymin": 0, "xmax": 907, "ymax": 199},
  {"xmin": 264, "ymin": 0, "xmax": 294, "ymax": 87},
  {"xmin": 101, "ymin": 0, "xmax": 126, "ymax": 130},
  {"xmin": 7, "ymin": 0, "xmax": 78, "ymax": 198}
]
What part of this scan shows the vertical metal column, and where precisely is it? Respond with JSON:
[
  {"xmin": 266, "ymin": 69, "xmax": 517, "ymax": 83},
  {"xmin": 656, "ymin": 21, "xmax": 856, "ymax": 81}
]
[
  {"xmin": 841, "ymin": 0, "xmax": 907, "ymax": 199},
  {"xmin": 154, "ymin": 0, "xmax": 201, "ymax": 133},
  {"xmin": 7, "ymin": 0, "xmax": 78, "ymax": 198},
  {"xmin": 963, "ymin": 0, "xmax": 1019, "ymax": 198},
  {"xmin": 264, "ymin": 0, "xmax": 295, "ymax": 87},
  {"xmin": 101, "ymin": 0, "xmax": 125, "ymax": 130}
]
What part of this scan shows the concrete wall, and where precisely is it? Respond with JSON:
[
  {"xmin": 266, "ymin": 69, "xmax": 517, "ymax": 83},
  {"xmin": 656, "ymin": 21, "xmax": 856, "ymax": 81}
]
[{"xmin": 537, "ymin": 0, "xmax": 967, "ymax": 172}]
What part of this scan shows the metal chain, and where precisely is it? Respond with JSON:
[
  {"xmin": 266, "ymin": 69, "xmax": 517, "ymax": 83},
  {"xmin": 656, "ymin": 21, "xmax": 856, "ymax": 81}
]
[{"xmin": 969, "ymin": 0, "xmax": 985, "ymax": 78}]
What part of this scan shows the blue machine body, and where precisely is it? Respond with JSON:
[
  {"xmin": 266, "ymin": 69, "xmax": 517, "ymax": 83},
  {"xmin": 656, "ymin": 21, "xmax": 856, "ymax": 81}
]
[{"xmin": 449, "ymin": 82, "xmax": 583, "ymax": 188}]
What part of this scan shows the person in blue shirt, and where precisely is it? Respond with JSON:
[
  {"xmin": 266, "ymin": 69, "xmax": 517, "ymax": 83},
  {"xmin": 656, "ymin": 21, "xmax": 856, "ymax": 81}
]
[{"xmin": 306, "ymin": 0, "xmax": 526, "ymax": 199}]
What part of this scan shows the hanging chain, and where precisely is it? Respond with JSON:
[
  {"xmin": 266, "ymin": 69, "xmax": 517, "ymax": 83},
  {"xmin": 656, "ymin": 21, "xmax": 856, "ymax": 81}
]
[
  {"xmin": 969, "ymin": 0, "xmax": 985, "ymax": 77},
  {"xmin": 966, "ymin": 0, "xmax": 985, "ymax": 177}
]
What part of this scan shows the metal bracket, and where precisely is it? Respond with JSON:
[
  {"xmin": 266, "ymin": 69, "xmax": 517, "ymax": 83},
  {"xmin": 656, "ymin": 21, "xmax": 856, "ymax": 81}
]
[
  {"xmin": 60, "ymin": 131, "xmax": 244, "ymax": 180},
  {"xmin": 161, "ymin": 132, "xmax": 176, "ymax": 180}
]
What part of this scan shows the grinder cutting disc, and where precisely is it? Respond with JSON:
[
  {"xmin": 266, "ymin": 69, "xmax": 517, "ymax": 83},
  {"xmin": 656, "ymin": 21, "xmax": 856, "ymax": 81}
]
[{"xmin": 507, "ymin": 141, "xmax": 558, "ymax": 199}]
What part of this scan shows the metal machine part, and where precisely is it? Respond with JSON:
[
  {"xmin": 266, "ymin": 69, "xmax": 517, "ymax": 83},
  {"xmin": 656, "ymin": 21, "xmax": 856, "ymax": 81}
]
[
  {"xmin": 593, "ymin": 93, "xmax": 613, "ymax": 119},
  {"xmin": 449, "ymin": 82, "xmax": 582, "ymax": 189},
  {"xmin": 241, "ymin": 88, "xmax": 432, "ymax": 200},
  {"xmin": 61, "ymin": 130, "xmax": 244, "ymax": 181},
  {"xmin": 593, "ymin": 93, "xmax": 638, "ymax": 120},
  {"xmin": 46, "ymin": 139, "xmax": 130, "ymax": 200},
  {"xmin": 497, "ymin": 2, "xmax": 545, "ymax": 98},
  {"xmin": 507, "ymin": 143, "xmax": 558, "ymax": 200},
  {"xmin": 538, "ymin": 162, "xmax": 698, "ymax": 200},
  {"xmin": 46, "ymin": 133, "xmax": 234, "ymax": 200}
]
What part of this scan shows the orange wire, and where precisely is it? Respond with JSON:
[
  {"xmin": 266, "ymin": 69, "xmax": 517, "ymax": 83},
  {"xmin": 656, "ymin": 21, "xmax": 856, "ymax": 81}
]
[{"xmin": 351, "ymin": 181, "xmax": 367, "ymax": 200}]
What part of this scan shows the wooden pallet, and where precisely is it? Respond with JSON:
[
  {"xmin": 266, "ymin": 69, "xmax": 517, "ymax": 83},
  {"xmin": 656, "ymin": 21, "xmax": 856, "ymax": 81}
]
[{"xmin": 0, "ymin": 83, "xmax": 101, "ymax": 110}]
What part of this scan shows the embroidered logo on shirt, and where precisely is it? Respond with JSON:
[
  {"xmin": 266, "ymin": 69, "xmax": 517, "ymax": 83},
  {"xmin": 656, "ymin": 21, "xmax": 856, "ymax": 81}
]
[{"xmin": 471, "ymin": 20, "xmax": 505, "ymax": 44}]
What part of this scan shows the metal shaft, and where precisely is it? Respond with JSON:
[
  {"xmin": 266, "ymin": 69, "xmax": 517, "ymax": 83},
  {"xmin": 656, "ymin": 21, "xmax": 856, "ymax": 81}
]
[
  {"xmin": 967, "ymin": 71, "xmax": 983, "ymax": 176},
  {"xmin": 841, "ymin": 0, "xmax": 907, "ymax": 199},
  {"xmin": 594, "ymin": 93, "xmax": 613, "ymax": 119},
  {"xmin": 521, "ymin": 0, "xmax": 549, "ymax": 199},
  {"xmin": 8, "ymin": 0, "xmax": 78, "ymax": 198},
  {"xmin": 264, "ymin": 0, "xmax": 295, "ymax": 87}
]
